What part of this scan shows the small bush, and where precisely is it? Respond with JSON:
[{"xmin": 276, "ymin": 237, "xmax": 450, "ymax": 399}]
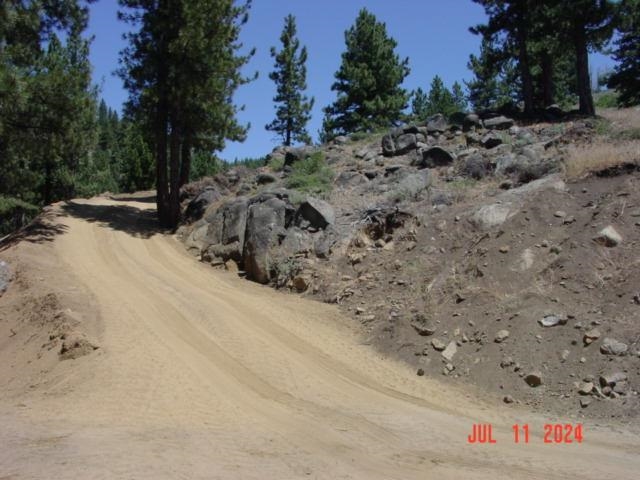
[
  {"xmin": 0, "ymin": 197, "xmax": 40, "ymax": 236},
  {"xmin": 268, "ymin": 156, "xmax": 285, "ymax": 172},
  {"xmin": 595, "ymin": 91, "xmax": 619, "ymax": 109},
  {"xmin": 286, "ymin": 152, "xmax": 334, "ymax": 195}
]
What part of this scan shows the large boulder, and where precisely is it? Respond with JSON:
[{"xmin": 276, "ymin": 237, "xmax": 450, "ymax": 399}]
[
  {"xmin": 389, "ymin": 170, "xmax": 432, "ymax": 202},
  {"xmin": 184, "ymin": 187, "xmax": 222, "ymax": 221},
  {"xmin": 381, "ymin": 134, "xmax": 396, "ymax": 157},
  {"xmin": 463, "ymin": 113, "xmax": 482, "ymax": 131},
  {"xmin": 484, "ymin": 115, "xmax": 514, "ymax": 130},
  {"xmin": 334, "ymin": 171, "xmax": 368, "ymax": 188},
  {"xmin": 221, "ymin": 197, "xmax": 249, "ymax": 248},
  {"xmin": 394, "ymin": 133, "xmax": 418, "ymax": 155},
  {"xmin": 243, "ymin": 198, "xmax": 288, "ymax": 284},
  {"xmin": 284, "ymin": 146, "xmax": 315, "ymax": 167},
  {"xmin": 426, "ymin": 114, "xmax": 449, "ymax": 133},
  {"xmin": 415, "ymin": 146, "xmax": 455, "ymax": 168},
  {"xmin": 470, "ymin": 203, "xmax": 515, "ymax": 230},
  {"xmin": 460, "ymin": 154, "xmax": 490, "ymax": 179},
  {"xmin": 296, "ymin": 197, "xmax": 335, "ymax": 230}
]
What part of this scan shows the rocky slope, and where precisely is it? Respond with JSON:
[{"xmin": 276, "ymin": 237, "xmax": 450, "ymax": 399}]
[{"xmin": 177, "ymin": 109, "xmax": 640, "ymax": 421}]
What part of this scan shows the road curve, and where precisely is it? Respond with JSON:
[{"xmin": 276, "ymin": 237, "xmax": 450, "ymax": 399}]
[{"xmin": 1, "ymin": 196, "xmax": 638, "ymax": 479}]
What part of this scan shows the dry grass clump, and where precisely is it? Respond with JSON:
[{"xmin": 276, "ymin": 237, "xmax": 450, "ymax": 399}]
[
  {"xmin": 599, "ymin": 107, "xmax": 640, "ymax": 129},
  {"xmin": 564, "ymin": 140, "xmax": 640, "ymax": 179}
]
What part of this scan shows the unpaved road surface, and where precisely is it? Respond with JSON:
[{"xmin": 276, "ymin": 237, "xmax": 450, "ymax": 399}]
[{"xmin": 1, "ymin": 196, "xmax": 639, "ymax": 479}]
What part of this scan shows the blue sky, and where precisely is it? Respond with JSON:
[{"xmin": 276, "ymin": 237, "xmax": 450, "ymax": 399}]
[{"xmin": 88, "ymin": 0, "xmax": 615, "ymax": 161}]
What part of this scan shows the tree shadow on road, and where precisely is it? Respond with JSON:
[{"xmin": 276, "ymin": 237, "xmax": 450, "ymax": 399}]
[
  {"xmin": 109, "ymin": 193, "xmax": 157, "ymax": 204},
  {"xmin": 0, "ymin": 211, "xmax": 69, "ymax": 251},
  {"xmin": 62, "ymin": 201, "xmax": 165, "ymax": 239}
]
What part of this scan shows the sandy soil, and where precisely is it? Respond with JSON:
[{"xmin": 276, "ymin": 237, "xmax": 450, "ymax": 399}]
[{"xmin": 1, "ymin": 196, "xmax": 639, "ymax": 479}]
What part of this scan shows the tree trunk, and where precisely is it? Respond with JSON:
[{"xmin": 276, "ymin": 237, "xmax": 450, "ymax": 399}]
[
  {"xmin": 541, "ymin": 51, "xmax": 554, "ymax": 107},
  {"xmin": 167, "ymin": 117, "xmax": 181, "ymax": 229},
  {"xmin": 574, "ymin": 23, "xmax": 595, "ymax": 115},
  {"xmin": 44, "ymin": 159, "xmax": 53, "ymax": 205},
  {"xmin": 179, "ymin": 134, "xmax": 191, "ymax": 188},
  {"xmin": 155, "ymin": 101, "xmax": 170, "ymax": 228},
  {"xmin": 516, "ymin": 26, "xmax": 534, "ymax": 115}
]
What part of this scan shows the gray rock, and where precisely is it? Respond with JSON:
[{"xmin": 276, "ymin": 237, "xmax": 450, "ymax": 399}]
[
  {"xmin": 416, "ymin": 146, "xmax": 455, "ymax": 168},
  {"xmin": 484, "ymin": 115, "xmax": 514, "ymax": 130},
  {"xmin": 334, "ymin": 171, "xmax": 368, "ymax": 188},
  {"xmin": 503, "ymin": 395, "xmax": 515, "ymax": 404},
  {"xmin": 578, "ymin": 382, "xmax": 594, "ymax": 395},
  {"xmin": 583, "ymin": 328, "xmax": 601, "ymax": 345},
  {"xmin": 243, "ymin": 198, "xmax": 288, "ymax": 284},
  {"xmin": 221, "ymin": 197, "xmax": 249, "ymax": 247},
  {"xmin": 461, "ymin": 154, "xmax": 489, "ymax": 179},
  {"xmin": 613, "ymin": 381, "xmax": 629, "ymax": 395},
  {"xmin": 280, "ymin": 228, "xmax": 313, "ymax": 256},
  {"xmin": 524, "ymin": 372, "xmax": 543, "ymax": 387},
  {"xmin": 593, "ymin": 226, "xmax": 622, "ymax": 247},
  {"xmin": 334, "ymin": 135, "xmax": 348, "ymax": 145},
  {"xmin": 426, "ymin": 114, "xmax": 449, "ymax": 133},
  {"xmin": 431, "ymin": 338, "xmax": 447, "ymax": 351},
  {"xmin": 391, "ymin": 170, "xmax": 432, "ymax": 202},
  {"xmin": 296, "ymin": 197, "xmax": 335, "ymax": 230},
  {"xmin": 580, "ymin": 398, "xmax": 591, "ymax": 408},
  {"xmin": 470, "ymin": 203, "xmax": 514, "ymax": 230},
  {"xmin": 482, "ymin": 132, "xmax": 503, "ymax": 149},
  {"xmin": 284, "ymin": 146, "xmax": 315, "ymax": 166},
  {"xmin": 494, "ymin": 330, "xmax": 510, "ymax": 343},
  {"xmin": 256, "ymin": 173, "xmax": 277, "ymax": 185},
  {"xmin": 394, "ymin": 133, "xmax": 418, "ymax": 155},
  {"xmin": 599, "ymin": 372, "xmax": 627, "ymax": 387},
  {"xmin": 314, "ymin": 226, "xmax": 339, "ymax": 259},
  {"xmin": 441, "ymin": 341, "xmax": 458, "ymax": 361},
  {"xmin": 600, "ymin": 338, "xmax": 628, "ymax": 356},
  {"xmin": 538, "ymin": 314, "xmax": 567, "ymax": 327},
  {"xmin": 382, "ymin": 134, "xmax": 396, "ymax": 156},
  {"xmin": 412, "ymin": 322, "xmax": 436, "ymax": 336},
  {"xmin": 0, "ymin": 260, "xmax": 11, "ymax": 296},
  {"xmin": 185, "ymin": 187, "xmax": 222, "ymax": 221},
  {"xmin": 463, "ymin": 113, "xmax": 482, "ymax": 131}
]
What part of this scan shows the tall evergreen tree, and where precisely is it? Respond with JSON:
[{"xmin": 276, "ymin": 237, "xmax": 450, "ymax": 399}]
[
  {"xmin": 451, "ymin": 81, "xmax": 468, "ymax": 112},
  {"xmin": 411, "ymin": 87, "xmax": 429, "ymax": 122},
  {"xmin": 265, "ymin": 14, "xmax": 314, "ymax": 146},
  {"xmin": 467, "ymin": 32, "xmax": 525, "ymax": 112},
  {"xmin": 425, "ymin": 75, "xmax": 455, "ymax": 117},
  {"xmin": 0, "ymin": 2, "xmax": 96, "ymax": 205},
  {"xmin": 607, "ymin": 0, "xmax": 640, "ymax": 106},
  {"xmin": 321, "ymin": 8, "xmax": 410, "ymax": 138},
  {"xmin": 118, "ymin": 0, "xmax": 254, "ymax": 228},
  {"xmin": 551, "ymin": 0, "xmax": 616, "ymax": 115},
  {"xmin": 471, "ymin": 0, "xmax": 537, "ymax": 115}
]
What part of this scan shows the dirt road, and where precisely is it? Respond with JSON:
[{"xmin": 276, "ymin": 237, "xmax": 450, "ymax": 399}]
[{"xmin": 1, "ymin": 196, "xmax": 639, "ymax": 479}]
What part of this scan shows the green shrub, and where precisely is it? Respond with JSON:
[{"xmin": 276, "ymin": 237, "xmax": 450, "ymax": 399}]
[
  {"xmin": 594, "ymin": 91, "xmax": 619, "ymax": 109},
  {"xmin": 0, "ymin": 197, "xmax": 40, "ymax": 235},
  {"xmin": 268, "ymin": 156, "xmax": 285, "ymax": 172},
  {"xmin": 286, "ymin": 152, "xmax": 334, "ymax": 195}
]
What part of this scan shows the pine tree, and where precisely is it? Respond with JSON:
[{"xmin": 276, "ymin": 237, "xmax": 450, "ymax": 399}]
[
  {"xmin": 411, "ymin": 87, "xmax": 429, "ymax": 122},
  {"xmin": 118, "ymin": 0, "xmax": 254, "ymax": 228},
  {"xmin": 0, "ymin": 1, "xmax": 96, "ymax": 205},
  {"xmin": 550, "ymin": 0, "xmax": 616, "ymax": 115},
  {"xmin": 425, "ymin": 75, "xmax": 455, "ymax": 117},
  {"xmin": 266, "ymin": 14, "xmax": 314, "ymax": 146},
  {"xmin": 607, "ymin": 0, "xmax": 640, "ymax": 106},
  {"xmin": 451, "ymin": 82, "xmax": 468, "ymax": 113},
  {"xmin": 322, "ymin": 8, "xmax": 410, "ymax": 139}
]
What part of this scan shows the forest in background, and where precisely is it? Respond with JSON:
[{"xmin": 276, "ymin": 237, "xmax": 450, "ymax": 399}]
[{"xmin": 1, "ymin": 0, "xmax": 638, "ymax": 230}]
